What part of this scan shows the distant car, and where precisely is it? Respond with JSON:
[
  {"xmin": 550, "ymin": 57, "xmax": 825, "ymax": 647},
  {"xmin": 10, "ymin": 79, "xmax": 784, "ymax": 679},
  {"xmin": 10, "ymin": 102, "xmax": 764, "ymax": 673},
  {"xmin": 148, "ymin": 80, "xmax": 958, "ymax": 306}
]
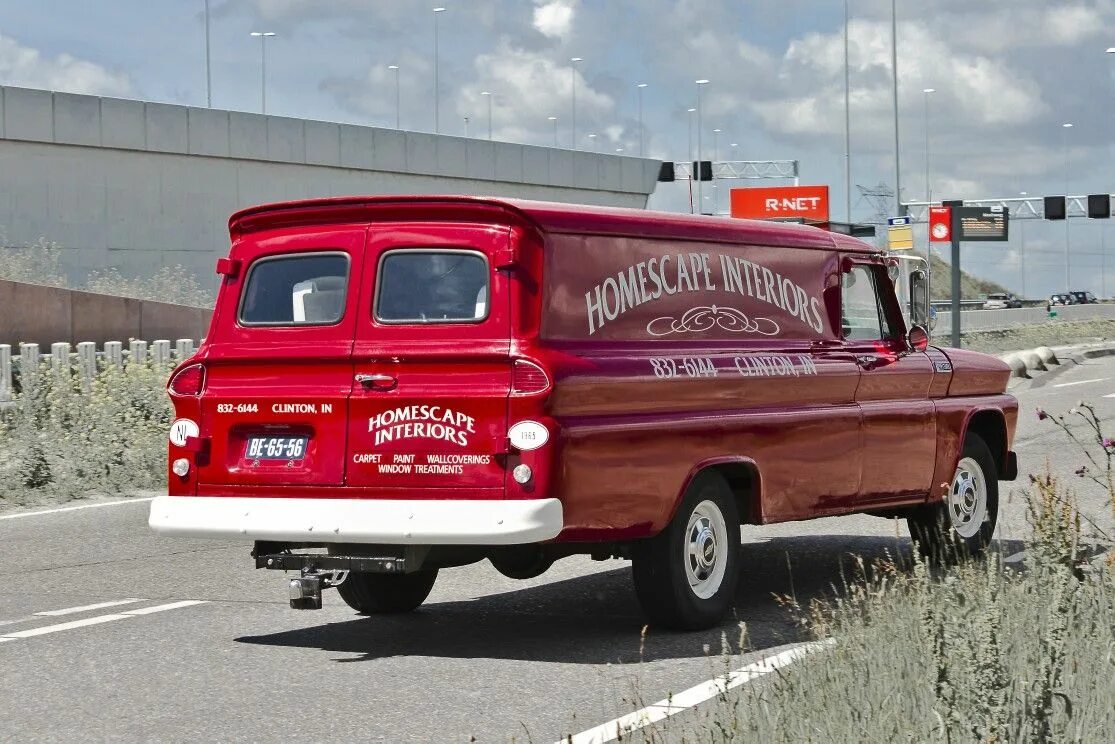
[
  {"xmin": 1049, "ymin": 293, "xmax": 1076, "ymax": 306},
  {"xmin": 1070, "ymin": 291, "xmax": 1098, "ymax": 304},
  {"xmin": 983, "ymin": 293, "xmax": 1023, "ymax": 310}
]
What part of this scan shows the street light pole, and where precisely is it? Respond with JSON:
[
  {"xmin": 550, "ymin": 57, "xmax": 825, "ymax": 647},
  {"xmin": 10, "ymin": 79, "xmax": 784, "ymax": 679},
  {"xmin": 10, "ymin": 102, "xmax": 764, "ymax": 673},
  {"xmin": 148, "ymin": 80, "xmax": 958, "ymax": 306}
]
[
  {"xmin": 843, "ymin": 0, "xmax": 851, "ymax": 222},
  {"xmin": 249, "ymin": 32, "xmax": 276, "ymax": 114},
  {"xmin": 548, "ymin": 116, "xmax": 558, "ymax": 147},
  {"xmin": 636, "ymin": 83, "xmax": 647, "ymax": 156},
  {"xmin": 481, "ymin": 91, "xmax": 492, "ymax": 140},
  {"xmin": 433, "ymin": 7, "xmax": 446, "ymax": 134},
  {"xmin": 687, "ymin": 107, "xmax": 696, "ymax": 214},
  {"xmin": 890, "ymin": 0, "xmax": 901, "ymax": 214},
  {"xmin": 695, "ymin": 79, "xmax": 709, "ymax": 215},
  {"xmin": 712, "ymin": 128, "xmax": 721, "ymax": 215},
  {"xmin": 1063, "ymin": 122, "xmax": 1073, "ymax": 291},
  {"xmin": 570, "ymin": 57, "xmax": 582, "ymax": 150},
  {"xmin": 204, "ymin": 0, "xmax": 212, "ymax": 107},
  {"xmin": 388, "ymin": 65, "xmax": 400, "ymax": 129},
  {"xmin": 922, "ymin": 87, "xmax": 935, "ymax": 261},
  {"xmin": 1019, "ymin": 191, "xmax": 1027, "ymax": 299},
  {"xmin": 588, "ymin": 133, "xmax": 597, "ymax": 151}
]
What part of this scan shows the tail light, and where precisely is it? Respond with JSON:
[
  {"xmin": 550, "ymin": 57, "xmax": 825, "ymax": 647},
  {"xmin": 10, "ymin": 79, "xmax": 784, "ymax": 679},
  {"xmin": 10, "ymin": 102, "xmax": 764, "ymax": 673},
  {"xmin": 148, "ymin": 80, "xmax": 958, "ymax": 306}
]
[
  {"xmin": 511, "ymin": 359, "xmax": 550, "ymax": 395},
  {"xmin": 169, "ymin": 363, "xmax": 206, "ymax": 396}
]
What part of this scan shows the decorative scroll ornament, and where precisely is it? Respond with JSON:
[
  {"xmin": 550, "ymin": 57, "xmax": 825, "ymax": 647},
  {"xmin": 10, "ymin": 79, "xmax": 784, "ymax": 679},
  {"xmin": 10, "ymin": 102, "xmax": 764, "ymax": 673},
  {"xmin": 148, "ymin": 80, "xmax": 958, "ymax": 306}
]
[{"xmin": 646, "ymin": 305, "xmax": 780, "ymax": 337}]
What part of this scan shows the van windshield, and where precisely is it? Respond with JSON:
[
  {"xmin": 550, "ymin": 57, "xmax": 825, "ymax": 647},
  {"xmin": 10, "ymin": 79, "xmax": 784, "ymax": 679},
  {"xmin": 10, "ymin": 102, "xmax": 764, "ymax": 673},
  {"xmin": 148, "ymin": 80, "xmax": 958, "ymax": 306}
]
[
  {"xmin": 374, "ymin": 250, "xmax": 489, "ymax": 324},
  {"xmin": 239, "ymin": 253, "xmax": 349, "ymax": 326}
]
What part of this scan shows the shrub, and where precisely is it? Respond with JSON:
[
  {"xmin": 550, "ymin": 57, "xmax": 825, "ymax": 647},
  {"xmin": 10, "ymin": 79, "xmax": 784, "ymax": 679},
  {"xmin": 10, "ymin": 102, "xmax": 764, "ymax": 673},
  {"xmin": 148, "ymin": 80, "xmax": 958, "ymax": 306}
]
[{"xmin": 0, "ymin": 357, "xmax": 172, "ymax": 506}]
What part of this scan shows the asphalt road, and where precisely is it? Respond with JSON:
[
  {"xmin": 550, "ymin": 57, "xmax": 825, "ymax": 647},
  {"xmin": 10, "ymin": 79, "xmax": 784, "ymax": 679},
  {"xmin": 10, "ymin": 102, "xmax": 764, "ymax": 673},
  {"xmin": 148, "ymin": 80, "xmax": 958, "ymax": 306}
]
[{"xmin": 1, "ymin": 354, "xmax": 1112, "ymax": 743}]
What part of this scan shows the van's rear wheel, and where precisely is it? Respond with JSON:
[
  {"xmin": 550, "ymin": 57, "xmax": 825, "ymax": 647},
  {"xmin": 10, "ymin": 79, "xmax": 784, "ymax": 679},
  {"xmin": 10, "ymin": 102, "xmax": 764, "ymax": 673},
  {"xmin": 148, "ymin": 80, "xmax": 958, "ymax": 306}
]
[
  {"xmin": 632, "ymin": 472, "xmax": 740, "ymax": 631},
  {"xmin": 908, "ymin": 432, "xmax": 998, "ymax": 563},
  {"xmin": 336, "ymin": 570, "xmax": 438, "ymax": 614}
]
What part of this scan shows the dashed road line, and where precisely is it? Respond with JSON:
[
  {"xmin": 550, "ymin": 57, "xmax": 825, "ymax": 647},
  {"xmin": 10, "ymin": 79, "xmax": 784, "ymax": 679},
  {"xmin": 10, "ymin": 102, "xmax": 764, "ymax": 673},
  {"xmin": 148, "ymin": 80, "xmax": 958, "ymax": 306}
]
[
  {"xmin": 1052, "ymin": 378, "xmax": 1106, "ymax": 388},
  {"xmin": 559, "ymin": 640, "xmax": 834, "ymax": 744},
  {"xmin": 0, "ymin": 600, "xmax": 208, "ymax": 642},
  {"xmin": 35, "ymin": 599, "xmax": 145, "ymax": 617},
  {"xmin": 120, "ymin": 600, "xmax": 207, "ymax": 616},
  {"xmin": 0, "ymin": 497, "xmax": 155, "ymax": 521}
]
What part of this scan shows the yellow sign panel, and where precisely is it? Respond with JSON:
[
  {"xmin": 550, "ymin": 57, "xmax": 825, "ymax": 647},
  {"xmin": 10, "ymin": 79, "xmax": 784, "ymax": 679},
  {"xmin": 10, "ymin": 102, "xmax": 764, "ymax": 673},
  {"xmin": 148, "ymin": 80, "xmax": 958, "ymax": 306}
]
[{"xmin": 888, "ymin": 225, "xmax": 914, "ymax": 250}]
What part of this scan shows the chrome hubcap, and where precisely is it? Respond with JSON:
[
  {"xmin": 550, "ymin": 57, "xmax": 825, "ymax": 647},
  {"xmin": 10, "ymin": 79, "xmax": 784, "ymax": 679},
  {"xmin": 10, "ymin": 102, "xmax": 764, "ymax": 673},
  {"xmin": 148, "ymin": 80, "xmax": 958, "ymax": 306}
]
[
  {"xmin": 948, "ymin": 457, "xmax": 988, "ymax": 539},
  {"xmin": 684, "ymin": 500, "xmax": 729, "ymax": 599}
]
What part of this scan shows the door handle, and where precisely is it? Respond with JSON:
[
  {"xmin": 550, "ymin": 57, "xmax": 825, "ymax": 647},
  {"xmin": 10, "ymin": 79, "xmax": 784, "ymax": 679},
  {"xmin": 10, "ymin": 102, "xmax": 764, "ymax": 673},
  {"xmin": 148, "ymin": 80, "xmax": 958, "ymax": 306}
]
[
  {"xmin": 355, "ymin": 373, "xmax": 397, "ymax": 390},
  {"xmin": 855, "ymin": 355, "xmax": 878, "ymax": 369}
]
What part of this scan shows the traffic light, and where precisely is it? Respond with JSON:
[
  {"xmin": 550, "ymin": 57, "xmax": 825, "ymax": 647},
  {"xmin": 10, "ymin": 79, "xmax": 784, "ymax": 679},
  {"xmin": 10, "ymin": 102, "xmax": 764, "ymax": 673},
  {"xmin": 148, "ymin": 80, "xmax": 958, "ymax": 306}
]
[
  {"xmin": 1087, "ymin": 194, "xmax": 1111, "ymax": 219},
  {"xmin": 692, "ymin": 160, "xmax": 713, "ymax": 181},
  {"xmin": 1045, "ymin": 196, "xmax": 1067, "ymax": 220},
  {"xmin": 657, "ymin": 161, "xmax": 675, "ymax": 182}
]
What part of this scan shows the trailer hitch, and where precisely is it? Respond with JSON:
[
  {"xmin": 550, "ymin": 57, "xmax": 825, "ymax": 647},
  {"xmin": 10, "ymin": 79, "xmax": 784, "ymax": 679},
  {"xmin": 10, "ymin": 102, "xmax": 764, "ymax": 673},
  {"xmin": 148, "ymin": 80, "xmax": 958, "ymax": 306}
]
[{"xmin": 287, "ymin": 567, "xmax": 348, "ymax": 610}]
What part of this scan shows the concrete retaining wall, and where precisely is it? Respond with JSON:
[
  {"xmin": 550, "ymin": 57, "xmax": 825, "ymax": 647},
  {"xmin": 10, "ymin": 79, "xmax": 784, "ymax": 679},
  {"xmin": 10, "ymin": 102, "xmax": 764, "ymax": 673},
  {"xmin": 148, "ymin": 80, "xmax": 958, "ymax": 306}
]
[
  {"xmin": 0, "ymin": 279, "xmax": 212, "ymax": 347},
  {"xmin": 933, "ymin": 303, "xmax": 1115, "ymax": 336},
  {"xmin": 0, "ymin": 85, "xmax": 661, "ymax": 288}
]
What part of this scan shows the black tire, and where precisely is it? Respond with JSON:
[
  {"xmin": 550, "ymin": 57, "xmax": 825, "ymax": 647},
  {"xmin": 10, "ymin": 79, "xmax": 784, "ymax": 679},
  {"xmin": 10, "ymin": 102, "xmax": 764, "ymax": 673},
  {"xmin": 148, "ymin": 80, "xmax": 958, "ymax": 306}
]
[
  {"xmin": 336, "ymin": 570, "xmax": 438, "ymax": 614},
  {"xmin": 908, "ymin": 433, "xmax": 998, "ymax": 564},
  {"xmin": 632, "ymin": 471, "xmax": 741, "ymax": 631}
]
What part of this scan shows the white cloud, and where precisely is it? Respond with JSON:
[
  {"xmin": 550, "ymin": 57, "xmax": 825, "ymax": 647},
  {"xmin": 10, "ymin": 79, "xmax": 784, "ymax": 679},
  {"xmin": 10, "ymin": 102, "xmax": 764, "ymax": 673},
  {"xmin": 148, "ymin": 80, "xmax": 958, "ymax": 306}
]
[
  {"xmin": 0, "ymin": 33, "xmax": 134, "ymax": 97},
  {"xmin": 532, "ymin": 0, "xmax": 577, "ymax": 39}
]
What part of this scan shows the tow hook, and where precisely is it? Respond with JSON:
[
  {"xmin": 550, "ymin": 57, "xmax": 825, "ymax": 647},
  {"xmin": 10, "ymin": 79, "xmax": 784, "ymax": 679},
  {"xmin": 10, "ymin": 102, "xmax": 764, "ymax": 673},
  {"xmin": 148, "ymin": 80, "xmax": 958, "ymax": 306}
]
[{"xmin": 287, "ymin": 567, "xmax": 347, "ymax": 610}]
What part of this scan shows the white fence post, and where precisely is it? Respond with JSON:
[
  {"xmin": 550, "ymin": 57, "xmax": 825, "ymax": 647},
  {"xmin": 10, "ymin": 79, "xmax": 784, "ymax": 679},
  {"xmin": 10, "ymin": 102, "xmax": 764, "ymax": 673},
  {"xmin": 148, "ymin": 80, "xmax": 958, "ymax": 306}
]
[
  {"xmin": 50, "ymin": 343, "xmax": 71, "ymax": 379},
  {"xmin": 152, "ymin": 339, "xmax": 171, "ymax": 368},
  {"xmin": 104, "ymin": 341, "xmax": 123, "ymax": 370},
  {"xmin": 76, "ymin": 342, "xmax": 97, "ymax": 390},
  {"xmin": 0, "ymin": 344, "xmax": 11, "ymax": 402},
  {"xmin": 175, "ymin": 338, "xmax": 195, "ymax": 361},
  {"xmin": 129, "ymin": 340, "xmax": 148, "ymax": 367}
]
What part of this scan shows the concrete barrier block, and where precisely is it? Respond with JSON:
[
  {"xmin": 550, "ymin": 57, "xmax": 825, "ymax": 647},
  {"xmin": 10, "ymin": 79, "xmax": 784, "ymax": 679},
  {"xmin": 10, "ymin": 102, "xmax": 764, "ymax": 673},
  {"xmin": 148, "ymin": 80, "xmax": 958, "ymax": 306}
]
[
  {"xmin": 53, "ymin": 92, "xmax": 101, "ymax": 146},
  {"xmin": 620, "ymin": 156, "xmax": 645, "ymax": 193},
  {"xmin": 465, "ymin": 139, "xmax": 496, "ymax": 180},
  {"xmin": 187, "ymin": 107, "xmax": 230, "ymax": 156},
  {"xmin": 435, "ymin": 136, "xmax": 468, "ymax": 178},
  {"xmin": 548, "ymin": 149, "xmax": 575, "ymax": 188},
  {"xmin": 599, "ymin": 154, "xmax": 623, "ymax": 192},
  {"xmin": 573, "ymin": 151, "xmax": 599, "ymax": 189},
  {"xmin": 101, "ymin": 97, "xmax": 146, "ymax": 149},
  {"xmin": 1002, "ymin": 353, "xmax": 1030, "ymax": 379},
  {"xmin": 305, "ymin": 120, "xmax": 340, "ymax": 166},
  {"xmin": 1036, "ymin": 346, "xmax": 1059, "ymax": 365},
  {"xmin": 0, "ymin": 344, "xmax": 11, "ymax": 401},
  {"xmin": 3, "ymin": 86, "xmax": 54, "ymax": 142},
  {"xmin": 0, "ymin": 87, "xmax": 5, "ymax": 138},
  {"xmin": 373, "ymin": 128, "xmax": 407, "ymax": 171},
  {"xmin": 104, "ymin": 341, "xmax": 123, "ymax": 369},
  {"xmin": 145, "ymin": 102, "xmax": 189, "ymax": 153},
  {"xmin": 493, "ymin": 144, "xmax": 523, "ymax": 183},
  {"xmin": 340, "ymin": 124, "xmax": 376, "ymax": 169},
  {"xmin": 129, "ymin": 340, "xmax": 148, "ymax": 367},
  {"xmin": 229, "ymin": 112, "xmax": 268, "ymax": 159},
  {"xmin": 521, "ymin": 146, "xmax": 550, "ymax": 186},
  {"xmin": 1020, "ymin": 350, "xmax": 1046, "ymax": 372},
  {"xmin": 405, "ymin": 132, "xmax": 439, "ymax": 175},
  {"xmin": 267, "ymin": 116, "xmax": 306, "ymax": 163}
]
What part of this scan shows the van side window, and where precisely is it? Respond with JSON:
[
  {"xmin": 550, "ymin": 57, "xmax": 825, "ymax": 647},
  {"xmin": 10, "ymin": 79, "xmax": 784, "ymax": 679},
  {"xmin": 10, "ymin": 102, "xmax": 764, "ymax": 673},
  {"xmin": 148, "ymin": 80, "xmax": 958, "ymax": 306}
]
[
  {"xmin": 375, "ymin": 250, "xmax": 489, "ymax": 324},
  {"xmin": 841, "ymin": 265, "xmax": 894, "ymax": 341},
  {"xmin": 239, "ymin": 253, "xmax": 349, "ymax": 326}
]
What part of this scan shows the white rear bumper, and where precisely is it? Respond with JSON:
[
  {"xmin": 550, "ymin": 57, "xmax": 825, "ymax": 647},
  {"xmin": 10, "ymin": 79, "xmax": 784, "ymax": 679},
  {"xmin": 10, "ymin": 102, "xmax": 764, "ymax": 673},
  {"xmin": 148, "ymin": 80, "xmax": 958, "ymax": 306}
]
[{"xmin": 148, "ymin": 496, "xmax": 564, "ymax": 545}]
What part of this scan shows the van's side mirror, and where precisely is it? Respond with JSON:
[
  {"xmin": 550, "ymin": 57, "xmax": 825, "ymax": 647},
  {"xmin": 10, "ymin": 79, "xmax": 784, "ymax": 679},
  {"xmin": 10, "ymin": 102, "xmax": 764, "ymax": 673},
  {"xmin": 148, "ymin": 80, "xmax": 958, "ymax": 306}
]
[
  {"xmin": 908, "ymin": 325, "xmax": 930, "ymax": 352},
  {"xmin": 908, "ymin": 269, "xmax": 929, "ymax": 327}
]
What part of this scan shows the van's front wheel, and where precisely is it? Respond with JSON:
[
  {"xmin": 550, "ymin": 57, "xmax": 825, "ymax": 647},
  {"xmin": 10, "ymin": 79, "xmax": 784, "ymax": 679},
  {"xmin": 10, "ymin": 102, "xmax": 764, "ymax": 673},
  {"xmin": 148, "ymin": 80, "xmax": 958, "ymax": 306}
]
[
  {"xmin": 336, "ymin": 570, "xmax": 438, "ymax": 614},
  {"xmin": 632, "ymin": 472, "xmax": 740, "ymax": 631}
]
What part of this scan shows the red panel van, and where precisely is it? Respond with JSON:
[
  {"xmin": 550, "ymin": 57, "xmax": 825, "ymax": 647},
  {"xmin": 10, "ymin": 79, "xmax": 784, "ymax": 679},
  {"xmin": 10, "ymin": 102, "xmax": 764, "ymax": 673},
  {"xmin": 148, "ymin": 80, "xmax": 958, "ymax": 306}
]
[{"xmin": 150, "ymin": 196, "xmax": 1018, "ymax": 630}]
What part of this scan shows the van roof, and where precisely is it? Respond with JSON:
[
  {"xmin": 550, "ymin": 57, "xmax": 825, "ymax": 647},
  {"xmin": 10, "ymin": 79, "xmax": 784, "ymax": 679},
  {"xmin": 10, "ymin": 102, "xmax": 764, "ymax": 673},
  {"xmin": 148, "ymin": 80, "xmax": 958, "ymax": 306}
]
[{"xmin": 229, "ymin": 195, "xmax": 875, "ymax": 254}]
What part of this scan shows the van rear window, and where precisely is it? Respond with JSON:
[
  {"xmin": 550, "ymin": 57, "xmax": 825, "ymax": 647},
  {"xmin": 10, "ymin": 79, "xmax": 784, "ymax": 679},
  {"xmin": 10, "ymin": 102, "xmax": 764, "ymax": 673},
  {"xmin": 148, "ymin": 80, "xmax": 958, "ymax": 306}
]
[
  {"xmin": 374, "ymin": 250, "xmax": 489, "ymax": 324},
  {"xmin": 239, "ymin": 253, "xmax": 349, "ymax": 326}
]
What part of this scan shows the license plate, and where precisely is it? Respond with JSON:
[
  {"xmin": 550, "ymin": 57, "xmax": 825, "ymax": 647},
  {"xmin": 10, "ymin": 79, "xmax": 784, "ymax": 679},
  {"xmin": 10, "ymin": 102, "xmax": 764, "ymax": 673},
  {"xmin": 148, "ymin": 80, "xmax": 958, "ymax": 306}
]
[{"xmin": 245, "ymin": 435, "xmax": 308, "ymax": 461}]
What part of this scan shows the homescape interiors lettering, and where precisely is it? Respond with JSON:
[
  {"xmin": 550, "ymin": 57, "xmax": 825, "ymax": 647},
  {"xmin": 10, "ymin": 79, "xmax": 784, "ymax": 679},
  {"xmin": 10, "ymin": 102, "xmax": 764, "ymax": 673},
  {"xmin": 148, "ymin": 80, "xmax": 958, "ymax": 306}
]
[
  {"xmin": 584, "ymin": 252, "xmax": 824, "ymax": 336},
  {"xmin": 368, "ymin": 405, "xmax": 476, "ymax": 447}
]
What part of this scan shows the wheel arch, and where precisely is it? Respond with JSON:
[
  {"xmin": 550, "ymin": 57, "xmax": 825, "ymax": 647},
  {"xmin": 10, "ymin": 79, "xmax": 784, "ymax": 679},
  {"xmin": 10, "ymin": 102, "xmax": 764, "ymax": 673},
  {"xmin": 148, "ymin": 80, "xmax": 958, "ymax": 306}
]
[
  {"xmin": 666, "ymin": 457, "xmax": 763, "ymax": 529},
  {"xmin": 959, "ymin": 408, "xmax": 1009, "ymax": 479}
]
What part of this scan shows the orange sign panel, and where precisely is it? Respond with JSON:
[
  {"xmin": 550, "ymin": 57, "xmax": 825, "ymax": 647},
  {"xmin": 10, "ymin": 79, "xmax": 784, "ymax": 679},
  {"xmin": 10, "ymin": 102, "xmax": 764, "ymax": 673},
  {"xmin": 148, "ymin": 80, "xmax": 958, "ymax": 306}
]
[{"xmin": 729, "ymin": 186, "xmax": 830, "ymax": 222}]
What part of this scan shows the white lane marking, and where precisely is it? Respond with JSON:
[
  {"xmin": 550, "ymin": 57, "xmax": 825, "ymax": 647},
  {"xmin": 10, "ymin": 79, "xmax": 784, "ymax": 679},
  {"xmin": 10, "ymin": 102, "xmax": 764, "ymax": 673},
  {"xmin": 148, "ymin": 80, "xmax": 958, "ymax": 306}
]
[
  {"xmin": 1, "ymin": 600, "xmax": 207, "ymax": 642},
  {"xmin": 1052, "ymin": 377, "xmax": 1106, "ymax": 388},
  {"xmin": 560, "ymin": 640, "xmax": 834, "ymax": 744},
  {"xmin": 2, "ymin": 614, "xmax": 134, "ymax": 638},
  {"xmin": 120, "ymin": 600, "xmax": 207, "ymax": 616},
  {"xmin": 0, "ymin": 497, "xmax": 155, "ymax": 521},
  {"xmin": 1003, "ymin": 551, "xmax": 1026, "ymax": 564},
  {"xmin": 35, "ymin": 599, "xmax": 145, "ymax": 617}
]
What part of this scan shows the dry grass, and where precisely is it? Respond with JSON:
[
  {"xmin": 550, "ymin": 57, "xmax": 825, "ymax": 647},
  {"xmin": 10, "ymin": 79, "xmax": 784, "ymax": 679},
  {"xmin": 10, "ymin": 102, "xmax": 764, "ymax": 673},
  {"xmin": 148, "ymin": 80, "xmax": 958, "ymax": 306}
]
[{"xmin": 952, "ymin": 318, "xmax": 1115, "ymax": 355}]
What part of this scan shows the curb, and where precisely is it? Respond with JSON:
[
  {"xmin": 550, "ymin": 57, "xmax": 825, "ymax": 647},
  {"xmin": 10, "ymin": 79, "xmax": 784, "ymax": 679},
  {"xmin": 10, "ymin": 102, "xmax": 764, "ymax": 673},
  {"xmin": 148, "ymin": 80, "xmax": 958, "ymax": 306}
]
[{"xmin": 1006, "ymin": 343, "xmax": 1115, "ymax": 390}]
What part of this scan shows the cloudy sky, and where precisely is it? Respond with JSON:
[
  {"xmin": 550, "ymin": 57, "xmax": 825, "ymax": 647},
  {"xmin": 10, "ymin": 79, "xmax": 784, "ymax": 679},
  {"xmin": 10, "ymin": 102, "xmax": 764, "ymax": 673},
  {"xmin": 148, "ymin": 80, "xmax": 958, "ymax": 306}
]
[{"xmin": 2, "ymin": 0, "xmax": 1115, "ymax": 297}]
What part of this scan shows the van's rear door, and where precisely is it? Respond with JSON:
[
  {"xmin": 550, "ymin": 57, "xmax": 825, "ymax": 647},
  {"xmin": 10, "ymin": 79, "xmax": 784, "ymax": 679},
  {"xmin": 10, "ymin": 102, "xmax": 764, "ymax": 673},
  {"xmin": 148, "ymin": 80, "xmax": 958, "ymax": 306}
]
[
  {"xmin": 196, "ymin": 226, "xmax": 363, "ymax": 487},
  {"xmin": 346, "ymin": 223, "xmax": 511, "ymax": 491}
]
